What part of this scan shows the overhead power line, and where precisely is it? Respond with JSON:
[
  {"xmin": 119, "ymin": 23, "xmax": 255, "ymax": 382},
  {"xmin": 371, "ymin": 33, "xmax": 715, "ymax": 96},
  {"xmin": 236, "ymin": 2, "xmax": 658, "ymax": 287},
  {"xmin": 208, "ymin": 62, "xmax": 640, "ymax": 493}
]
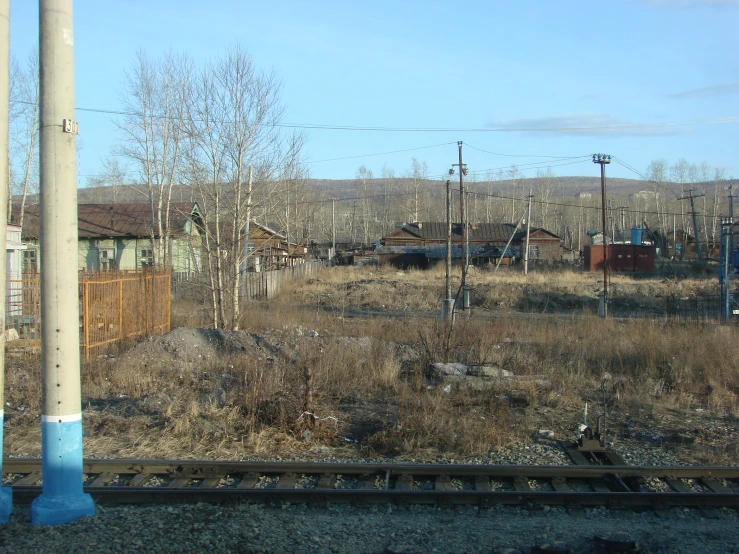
[
  {"xmin": 308, "ymin": 142, "xmax": 455, "ymax": 165},
  {"xmin": 16, "ymin": 100, "xmax": 739, "ymax": 132},
  {"xmin": 464, "ymin": 143, "xmax": 588, "ymax": 160}
]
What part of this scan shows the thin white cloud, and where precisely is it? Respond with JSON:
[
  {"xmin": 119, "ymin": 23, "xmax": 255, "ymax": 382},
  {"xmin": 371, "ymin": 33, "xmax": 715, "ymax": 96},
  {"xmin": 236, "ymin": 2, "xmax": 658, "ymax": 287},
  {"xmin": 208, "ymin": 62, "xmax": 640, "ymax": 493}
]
[
  {"xmin": 632, "ymin": 0, "xmax": 739, "ymax": 8},
  {"xmin": 668, "ymin": 82, "xmax": 739, "ymax": 99},
  {"xmin": 486, "ymin": 113, "xmax": 686, "ymax": 137}
]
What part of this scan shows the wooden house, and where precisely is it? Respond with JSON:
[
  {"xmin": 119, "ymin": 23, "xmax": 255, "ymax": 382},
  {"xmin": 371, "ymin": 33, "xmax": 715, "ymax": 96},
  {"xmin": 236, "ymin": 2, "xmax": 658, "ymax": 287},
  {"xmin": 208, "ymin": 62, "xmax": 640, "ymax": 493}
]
[
  {"xmin": 15, "ymin": 202, "xmax": 203, "ymax": 273},
  {"xmin": 378, "ymin": 222, "xmax": 562, "ymax": 268},
  {"xmin": 244, "ymin": 221, "xmax": 307, "ymax": 272}
]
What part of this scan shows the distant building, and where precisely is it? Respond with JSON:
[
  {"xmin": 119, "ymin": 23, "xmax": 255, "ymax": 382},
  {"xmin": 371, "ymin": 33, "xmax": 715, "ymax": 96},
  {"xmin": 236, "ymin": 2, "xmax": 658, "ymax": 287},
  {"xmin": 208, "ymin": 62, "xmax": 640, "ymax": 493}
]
[
  {"xmin": 377, "ymin": 222, "xmax": 562, "ymax": 268},
  {"xmin": 15, "ymin": 202, "xmax": 203, "ymax": 274},
  {"xmin": 629, "ymin": 190, "xmax": 659, "ymax": 202}
]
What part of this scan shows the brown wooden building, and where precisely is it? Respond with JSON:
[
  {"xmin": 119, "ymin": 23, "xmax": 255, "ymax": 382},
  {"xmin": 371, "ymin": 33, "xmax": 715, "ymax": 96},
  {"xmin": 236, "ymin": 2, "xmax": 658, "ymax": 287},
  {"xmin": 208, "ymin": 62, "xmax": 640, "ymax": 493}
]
[{"xmin": 378, "ymin": 222, "xmax": 562, "ymax": 268}]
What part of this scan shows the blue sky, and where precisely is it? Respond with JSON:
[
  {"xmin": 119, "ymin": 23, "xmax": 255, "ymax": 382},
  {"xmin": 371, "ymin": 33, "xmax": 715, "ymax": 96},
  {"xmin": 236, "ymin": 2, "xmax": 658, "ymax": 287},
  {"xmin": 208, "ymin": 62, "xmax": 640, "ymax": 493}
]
[{"xmin": 9, "ymin": 0, "xmax": 739, "ymax": 184}]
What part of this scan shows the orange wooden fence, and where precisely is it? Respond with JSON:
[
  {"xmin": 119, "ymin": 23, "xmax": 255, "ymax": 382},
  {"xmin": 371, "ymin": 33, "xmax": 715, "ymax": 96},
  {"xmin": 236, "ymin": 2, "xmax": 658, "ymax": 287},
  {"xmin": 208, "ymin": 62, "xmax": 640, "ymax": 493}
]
[{"xmin": 6, "ymin": 269, "xmax": 171, "ymax": 360}]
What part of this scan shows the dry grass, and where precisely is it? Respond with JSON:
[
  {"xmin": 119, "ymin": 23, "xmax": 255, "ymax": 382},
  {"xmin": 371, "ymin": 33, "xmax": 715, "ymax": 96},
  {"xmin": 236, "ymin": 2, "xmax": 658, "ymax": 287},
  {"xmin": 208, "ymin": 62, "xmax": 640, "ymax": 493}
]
[{"xmin": 3, "ymin": 264, "xmax": 737, "ymax": 464}]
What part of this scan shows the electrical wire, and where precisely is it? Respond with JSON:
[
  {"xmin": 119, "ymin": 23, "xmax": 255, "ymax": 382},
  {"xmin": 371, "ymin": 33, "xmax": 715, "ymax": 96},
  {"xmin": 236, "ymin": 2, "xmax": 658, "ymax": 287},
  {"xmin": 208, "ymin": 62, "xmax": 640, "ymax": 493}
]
[
  {"xmin": 308, "ymin": 142, "xmax": 455, "ymax": 165},
  {"xmin": 463, "ymin": 143, "xmax": 588, "ymax": 160},
  {"xmin": 16, "ymin": 100, "xmax": 739, "ymax": 132}
]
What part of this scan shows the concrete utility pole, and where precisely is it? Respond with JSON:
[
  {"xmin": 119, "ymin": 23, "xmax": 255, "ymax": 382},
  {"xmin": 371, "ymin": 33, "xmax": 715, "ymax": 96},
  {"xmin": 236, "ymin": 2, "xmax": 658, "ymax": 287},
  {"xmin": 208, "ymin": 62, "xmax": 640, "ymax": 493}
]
[
  {"xmin": 285, "ymin": 185, "xmax": 290, "ymax": 264},
  {"xmin": 593, "ymin": 154, "xmax": 611, "ymax": 318},
  {"xmin": 524, "ymin": 189, "xmax": 532, "ymax": 276},
  {"xmin": 722, "ymin": 220, "xmax": 732, "ymax": 322},
  {"xmin": 0, "ymin": 0, "xmax": 12, "ymax": 524},
  {"xmin": 678, "ymin": 190, "xmax": 705, "ymax": 261},
  {"xmin": 673, "ymin": 214, "xmax": 677, "ymax": 259},
  {"xmin": 32, "ymin": 0, "xmax": 95, "ymax": 525},
  {"xmin": 451, "ymin": 142, "xmax": 468, "ymax": 286},
  {"xmin": 728, "ymin": 183, "xmax": 735, "ymax": 258},
  {"xmin": 620, "ymin": 207, "xmax": 626, "ymax": 242},
  {"xmin": 443, "ymin": 180, "xmax": 454, "ymax": 323}
]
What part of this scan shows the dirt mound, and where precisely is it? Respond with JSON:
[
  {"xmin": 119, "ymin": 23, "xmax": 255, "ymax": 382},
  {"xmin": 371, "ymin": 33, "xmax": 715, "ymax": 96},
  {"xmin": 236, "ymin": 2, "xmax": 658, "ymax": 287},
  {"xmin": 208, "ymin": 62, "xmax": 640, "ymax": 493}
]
[{"xmin": 124, "ymin": 327, "xmax": 269, "ymax": 371}]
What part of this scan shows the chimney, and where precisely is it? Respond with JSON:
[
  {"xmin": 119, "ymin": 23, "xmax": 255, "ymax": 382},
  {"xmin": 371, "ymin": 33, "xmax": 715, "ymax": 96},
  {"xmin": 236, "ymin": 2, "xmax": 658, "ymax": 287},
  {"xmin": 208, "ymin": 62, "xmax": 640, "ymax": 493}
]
[{"xmin": 417, "ymin": 222, "xmax": 422, "ymax": 230}]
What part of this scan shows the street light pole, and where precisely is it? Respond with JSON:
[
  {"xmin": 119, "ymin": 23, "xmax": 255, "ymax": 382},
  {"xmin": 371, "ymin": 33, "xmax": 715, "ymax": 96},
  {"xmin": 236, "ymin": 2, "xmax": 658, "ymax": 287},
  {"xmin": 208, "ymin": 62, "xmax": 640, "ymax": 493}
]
[{"xmin": 593, "ymin": 154, "xmax": 611, "ymax": 318}]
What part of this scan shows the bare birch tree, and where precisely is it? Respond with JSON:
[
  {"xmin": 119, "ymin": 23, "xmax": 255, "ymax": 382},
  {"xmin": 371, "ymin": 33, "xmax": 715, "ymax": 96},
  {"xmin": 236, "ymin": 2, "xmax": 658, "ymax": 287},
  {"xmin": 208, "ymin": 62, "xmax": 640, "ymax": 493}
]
[
  {"xmin": 185, "ymin": 45, "xmax": 302, "ymax": 330},
  {"xmin": 356, "ymin": 165, "xmax": 373, "ymax": 246},
  {"xmin": 9, "ymin": 48, "xmax": 40, "ymax": 229},
  {"xmin": 117, "ymin": 50, "xmax": 192, "ymax": 267}
]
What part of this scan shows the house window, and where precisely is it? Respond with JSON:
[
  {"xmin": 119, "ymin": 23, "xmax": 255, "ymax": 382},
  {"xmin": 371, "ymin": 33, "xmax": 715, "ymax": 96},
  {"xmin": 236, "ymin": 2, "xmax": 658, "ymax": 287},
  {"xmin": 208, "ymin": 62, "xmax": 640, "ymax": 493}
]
[
  {"xmin": 99, "ymin": 249, "xmax": 115, "ymax": 271},
  {"xmin": 139, "ymin": 249, "xmax": 154, "ymax": 268},
  {"xmin": 23, "ymin": 249, "xmax": 38, "ymax": 274},
  {"xmin": 528, "ymin": 245, "xmax": 540, "ymax": 261}
]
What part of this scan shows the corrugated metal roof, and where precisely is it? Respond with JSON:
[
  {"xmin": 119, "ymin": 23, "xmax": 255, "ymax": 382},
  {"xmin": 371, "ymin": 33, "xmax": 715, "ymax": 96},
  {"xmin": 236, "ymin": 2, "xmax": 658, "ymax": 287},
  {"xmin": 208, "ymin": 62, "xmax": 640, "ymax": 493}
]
[{"xmin": 16, "ymin": 202, "xmax": 199, "ymax": 239}]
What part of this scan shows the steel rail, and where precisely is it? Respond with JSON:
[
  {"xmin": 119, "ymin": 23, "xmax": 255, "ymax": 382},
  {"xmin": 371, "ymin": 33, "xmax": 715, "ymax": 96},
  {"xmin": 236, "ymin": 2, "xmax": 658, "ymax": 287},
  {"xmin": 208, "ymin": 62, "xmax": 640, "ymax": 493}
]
[
  {"xmin": 4, "ymin": 458, "xmax": 738, "ymax": 509},
  {"xmin": 5, "ymin": 458, "xmax": 739, "ymax": 479},
  {"xmin": 4, "ymin": 458, "xmax": 739, "ymax": 479}
]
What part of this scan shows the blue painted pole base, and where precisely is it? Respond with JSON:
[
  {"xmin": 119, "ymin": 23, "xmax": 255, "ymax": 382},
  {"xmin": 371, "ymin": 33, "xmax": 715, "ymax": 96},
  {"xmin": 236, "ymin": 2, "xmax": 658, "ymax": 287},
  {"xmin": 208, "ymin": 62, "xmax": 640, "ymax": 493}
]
[
  {"xmin": 0, "ymin": 487, "xmax": 12, "ymax": 523},
  {"xmin": 31, "ymin": 491, "xmax": 95, "ymax": 526},
  {"xmin": 31, "ymin": 415, "xmax": 96, "ymax": 525}
]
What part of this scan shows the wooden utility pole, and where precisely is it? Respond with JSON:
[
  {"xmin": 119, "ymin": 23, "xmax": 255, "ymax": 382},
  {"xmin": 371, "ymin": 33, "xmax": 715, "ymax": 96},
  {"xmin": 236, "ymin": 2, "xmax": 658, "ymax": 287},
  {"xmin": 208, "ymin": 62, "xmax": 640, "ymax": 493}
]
[
  {"xmin": 524, "ymin": 189, "xmax": 532, "ymax": 276},
  {"xmin": 331, "ymin": 198, "xmax": 335, "ymax": 261},
  {"xmin": 678, "ymin": 190, "xmax": 705, "ymax": 260},
  {"xmin": 593, "ymin": 154, "xmax": 611, "ymax": 318}
]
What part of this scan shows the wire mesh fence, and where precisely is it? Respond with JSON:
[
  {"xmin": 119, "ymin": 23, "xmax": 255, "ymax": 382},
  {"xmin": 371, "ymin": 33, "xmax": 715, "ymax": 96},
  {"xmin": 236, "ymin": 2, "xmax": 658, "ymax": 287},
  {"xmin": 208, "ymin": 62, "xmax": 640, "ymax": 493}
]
[{"xmin": 6, "ymin": 269, "xmax": 171, "ymax": 359}]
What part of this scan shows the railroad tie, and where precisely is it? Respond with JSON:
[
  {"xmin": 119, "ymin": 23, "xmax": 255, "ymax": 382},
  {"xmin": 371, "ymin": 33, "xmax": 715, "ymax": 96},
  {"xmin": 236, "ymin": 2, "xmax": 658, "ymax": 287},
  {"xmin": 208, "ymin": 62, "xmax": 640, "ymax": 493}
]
[
  {"xmin": 701, "ymin": 479, "xmax": 731, "ymax": 494},
  {"xmin": 89, "ymin": 473, "xmax": 117, "ymax": 487},
  {"xmin": 665, "ymin": 479, "xmax": 692, "ymax": 493},
  {"xmin": 513, "ymin": 476, "xmax": 531, "ymax": 492},
  {"xmin": 395, "ymin": 474, "xmax": 413, "ymax": 490},
  {"xmin": 435, "ymin": 475, "xmax": 454, "ymax": 491},
  {"xmin": 474, "ymin": 476, "xmax": 490, "ymax": 492},
  {"xmin": 276, "ymin": 473, "xmax": 297, "ymax": 489},
  {"xmin": 589, "ymin": 479, "xmax": 612, "ymax": 493},
  {"xmin": 11, "ymin": 472, "xmax": 41, "ymax": 487},
  {"xmin": 167, "ymin": 477, "xmax": 191, "ymax": 488},
  {"xmin": 128, "ymin": 473, "xmax": 152, "ymax": 487},
  {"xmin": 237, "ymin": 472, "xmax": 260, "ymax": 489},
  {"xmin": 357, "ymin": 474, "xmax": 376, "ymax": 490},
  {"xmin": 199, "ymin": 477, "xmax": 223, "ymax": 489},
  {"xmin": 316, "ymin": 473, "xmax": 337, "ymax": 490}
]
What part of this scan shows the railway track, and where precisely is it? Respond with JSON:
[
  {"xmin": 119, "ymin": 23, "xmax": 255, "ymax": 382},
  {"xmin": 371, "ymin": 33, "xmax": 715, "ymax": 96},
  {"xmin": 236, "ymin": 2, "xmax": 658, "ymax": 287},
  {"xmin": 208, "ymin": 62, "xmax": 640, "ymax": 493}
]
[{"xmin": 3, "ymin": 458, "xmax": 739, "ymax": 509}]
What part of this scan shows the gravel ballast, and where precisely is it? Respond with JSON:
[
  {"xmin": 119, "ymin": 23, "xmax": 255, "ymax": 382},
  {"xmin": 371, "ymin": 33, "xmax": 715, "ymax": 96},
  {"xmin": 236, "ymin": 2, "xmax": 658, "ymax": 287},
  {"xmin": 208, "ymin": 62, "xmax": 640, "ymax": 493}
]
[{"xmin": 1, "ymin": 502, "xmax": 738, "ymax": 554}]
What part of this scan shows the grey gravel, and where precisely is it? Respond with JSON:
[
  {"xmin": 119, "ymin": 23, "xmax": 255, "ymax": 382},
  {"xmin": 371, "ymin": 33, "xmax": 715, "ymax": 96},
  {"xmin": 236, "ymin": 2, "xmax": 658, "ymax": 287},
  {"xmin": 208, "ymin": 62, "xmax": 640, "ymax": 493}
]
[{"xmin": 1, "ymin": 502, "xmax": 738, "ymax": 554}]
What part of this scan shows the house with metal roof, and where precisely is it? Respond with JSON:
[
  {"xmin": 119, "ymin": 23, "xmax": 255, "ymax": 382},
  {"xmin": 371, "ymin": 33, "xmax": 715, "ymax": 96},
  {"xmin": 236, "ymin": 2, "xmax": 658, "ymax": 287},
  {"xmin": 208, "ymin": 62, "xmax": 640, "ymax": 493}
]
[
  {"xmin": 15, "ymin": 202, "xmax": 202, "ymax": 273},
  {"xmin": 244, "ymin": 221, "xmax": 308, "ymax": 272},
  {"xmin": 377, "ymin": 222, "xmax": 562, "ymax": 269}
]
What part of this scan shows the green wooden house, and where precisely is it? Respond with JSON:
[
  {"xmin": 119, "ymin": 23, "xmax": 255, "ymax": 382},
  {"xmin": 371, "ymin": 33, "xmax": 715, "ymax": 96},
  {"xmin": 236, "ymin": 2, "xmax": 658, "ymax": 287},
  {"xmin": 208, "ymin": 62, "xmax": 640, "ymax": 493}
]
[{"xmin": 16, "ymin": 202, "xmax": 202, "ymax": 274}]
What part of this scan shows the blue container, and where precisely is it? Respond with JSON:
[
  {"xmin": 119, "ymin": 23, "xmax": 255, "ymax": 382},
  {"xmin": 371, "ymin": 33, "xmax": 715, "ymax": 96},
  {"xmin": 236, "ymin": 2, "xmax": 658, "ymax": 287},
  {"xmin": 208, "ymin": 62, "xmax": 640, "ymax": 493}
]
[{"xmin": 631, "ymin": 228, "xmax": 644, "ymax": 246}]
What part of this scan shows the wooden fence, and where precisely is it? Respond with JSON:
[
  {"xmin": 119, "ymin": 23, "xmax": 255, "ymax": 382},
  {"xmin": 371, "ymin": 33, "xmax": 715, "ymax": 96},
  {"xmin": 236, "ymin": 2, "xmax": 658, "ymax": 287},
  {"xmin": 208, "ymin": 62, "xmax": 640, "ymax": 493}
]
[
  {"xmin": 6, "ymin": 270, "xmax": 171, "ymax": 360},
  {"xmin": 242, "ymin": 260, "xmax": 326, "ymax": 300}
]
